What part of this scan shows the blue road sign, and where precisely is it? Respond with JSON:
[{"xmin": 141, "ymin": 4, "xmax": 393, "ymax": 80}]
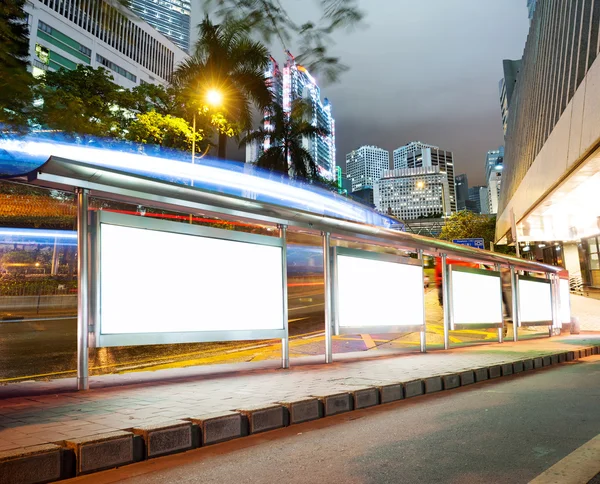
[{"xmin": 452, "ymin": 238, "xmax": 486, "ymax": 250}]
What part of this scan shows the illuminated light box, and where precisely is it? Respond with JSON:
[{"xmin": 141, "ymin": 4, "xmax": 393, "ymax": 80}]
[
  {"xmin": 559, "ymin": 278, "xmax": 571, "ymax": 324},
  {"xmin": 92, "ymin": 211, "xmax": 286, "ymax": 347},
  {"xmin": 334, "ymin": 248, "xmax": 424, "ymax": 334},
  {"xmin": 449, "ymin": 266, "xmax": 503, "ymax": 329},
  {"xmin": 518, "ymin": 276, "xmax": 553, "ymax": 325}
]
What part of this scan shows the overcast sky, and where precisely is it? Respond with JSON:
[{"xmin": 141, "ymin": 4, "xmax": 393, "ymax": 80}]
[
  {"xmin": 280, "ymin": 0, "xmax": 531, "ymax": 186},
  {"xmin": 199, "ymin": 1, "xmax": 531, "ymax": 186}
]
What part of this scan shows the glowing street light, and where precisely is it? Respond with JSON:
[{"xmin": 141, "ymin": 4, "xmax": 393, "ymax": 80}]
[{"xmin": 192, "ymin": 88, "xmax": 224, "ymax": 164}]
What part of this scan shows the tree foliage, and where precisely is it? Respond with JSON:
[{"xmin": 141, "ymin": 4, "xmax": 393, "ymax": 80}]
[
  {"xmin": 34, "ymin": 65, "xmax": 132, "ymax": 137},
  {"xmin": 240, "ymin": 99, "xmax": 328, "ymax": 179},
  {"xmin": 173, "ymin": 16, "xmax": 272, "ymax": 159},
  {"xmin": 203, "ymin": 0, "xmax": 364, "ymax": 83},
  {"xmin": 0, "ymin": 0, "xmax": 35, "ymax": 129},
  {"xmin": 439, "ymin": 211, "xmax": 514, "ymax": 254},
  {"xmin": 125, "ymin": 111, "xmax": 202, "ymax": 151}
]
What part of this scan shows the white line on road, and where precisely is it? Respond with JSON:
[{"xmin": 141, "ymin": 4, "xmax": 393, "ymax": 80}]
[{"xmin": 0, "ymin": 316, "xmax": 76, "ymax": 323}]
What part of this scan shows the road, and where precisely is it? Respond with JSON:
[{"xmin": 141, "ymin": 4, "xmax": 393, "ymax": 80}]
[
  {"xmin": 73, "ymin": 356, "xmax": 600, "ymax": 484},
  {"xmin": 0, "ymin": 277, "xmax": 548, "ymax": 382}
]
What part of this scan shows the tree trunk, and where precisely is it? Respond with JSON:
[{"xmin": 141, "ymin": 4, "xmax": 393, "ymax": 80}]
[{"xmin": 217, "ymin": 132, "xmax": 227, "ymax": 159}]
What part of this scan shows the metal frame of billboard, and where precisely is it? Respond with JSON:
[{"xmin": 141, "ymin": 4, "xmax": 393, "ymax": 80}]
[
  {"xmin": 330, "ymin": 246, "xmax": 425, "ymax": 336},
  {"xmin": 447, "ymin": 265, "xmax": 504, "ymax": 330},
  {"xmin": 89, "ymin": 210, "xmax": 288, "ymax": 349}
]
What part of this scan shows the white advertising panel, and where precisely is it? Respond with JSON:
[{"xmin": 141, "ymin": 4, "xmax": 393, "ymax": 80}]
[
  {"xmin": 559, "ymin": 278, "xmax": 571, "ymax": 324},
  {"xmin": 450, "ymin": 268, "xmax": 503, "ymax": 327},
  {"xmin": 518, "ymin": 278, "xmax": 553, "ymax": 324},
  {"xmin": 336, "ymin": 253, "xmax": 424, "ymax": 329},
  {"xmin": 99, "ymin": 223, "xmax": 284, "ymax": 335}
]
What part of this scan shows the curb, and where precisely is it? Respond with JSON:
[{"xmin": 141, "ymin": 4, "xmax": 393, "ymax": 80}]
[{"xmin": 1, "ymin": 345, "xmax": 598, "ymax": 483}]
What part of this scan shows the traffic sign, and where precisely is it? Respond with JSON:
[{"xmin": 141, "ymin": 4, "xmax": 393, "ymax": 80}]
[{"xmin": 452, "ymin": 238, "xmax": 486, "ymax": 250}]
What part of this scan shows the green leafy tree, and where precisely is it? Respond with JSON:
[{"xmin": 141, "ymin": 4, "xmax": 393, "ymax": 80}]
[
  {"xmin": 439, "ymin": 211, "xmax": 514, "ymax": 254},
  {"xmin": 35, "ymin": 65, "xmax": 132, "ymax": 137},
  {"xmin": 173, "ymin": 16, "xmax": 272, "ymax": 159},
  {"xmin": 240, "ymin": 99, "xmax": 328, "ymax": 180},
  {"xmin": 125, "ymin": 111, "xmax": 203, "ymax": 152},
  {"xmin": 203, "ymin": 0, "xmax": 363, "ymax": 83},
  {"xmin": 0, "ymin": 0, "xmax": 35, "ymax": 129}
]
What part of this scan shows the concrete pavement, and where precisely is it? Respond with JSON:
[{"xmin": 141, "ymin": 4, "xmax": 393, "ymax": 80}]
[{"xmin": 1, "ymin": 335, "xmax": 600, "ymax": 482}]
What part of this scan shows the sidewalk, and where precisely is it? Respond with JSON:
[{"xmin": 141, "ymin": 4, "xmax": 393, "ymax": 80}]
[{"xmin": 1, "ymin": 334, "xmax": 600, "ymax": 482}]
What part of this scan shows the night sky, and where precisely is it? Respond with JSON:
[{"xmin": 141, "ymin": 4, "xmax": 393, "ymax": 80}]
[{"xmin": 199, "ymin": 1, "xmax": 531, "ymax": 186}]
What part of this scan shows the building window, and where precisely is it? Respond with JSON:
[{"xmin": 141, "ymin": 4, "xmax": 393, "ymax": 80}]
[
  {"xmin": 96, "ymin": 54, "xmax": 137, "ymax": 83},
  {"xmin": 35, "ymin": 43, "xmax": 50, "ymax": 65}
]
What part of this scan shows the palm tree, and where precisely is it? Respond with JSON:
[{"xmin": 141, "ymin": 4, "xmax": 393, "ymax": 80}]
[
  {"xmin": 172, "ymin": 16, "xmax": 271, "ymax": 159},
  {"xmin": 240, "ymin": 99, "xmax": 329, "ymax": 180}
]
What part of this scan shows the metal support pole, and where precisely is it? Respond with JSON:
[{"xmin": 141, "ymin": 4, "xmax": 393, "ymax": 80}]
[
  {"xmin": 76, "ymin": 188, "xmax": 90, "ymax": 391},
  {"xmin": 323, "ymin": 231, "xmax": 333, "ymax": 363},
  {"xmin": 510, "ymin": 266, "xmax": 519, "ymax": 342},
  {"xmin": 279, "ymin": 224, "xmax": 289, "ymax": 369},
  {"xmin": 441, "ymin": 253, "xmax": 450, "ymax": 350},
  {"xmin": 548, "ymin": 273, "xmax": 559, "ymax": 337},
  {"xmin": 495, "ymin": 263, "xmax": 503, "ymax": 343},
  {"xmin": 418, "ymin": 249, "xmax": 426, "ymax": 352}
]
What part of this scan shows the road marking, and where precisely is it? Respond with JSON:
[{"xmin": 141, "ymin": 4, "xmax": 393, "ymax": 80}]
[
  {"xmin": 529, "ymin": 434, "xmax": 600, "ymax": 484},
  {"xmin": 288, "ymin": 317, "xmax": 310, "ymax": 323},
  {"xmin": 360, "ymin": 334, "xmax": 378, "ymax": 350}
]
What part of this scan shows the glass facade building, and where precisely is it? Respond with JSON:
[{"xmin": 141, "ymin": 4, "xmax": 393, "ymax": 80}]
[{"xmin": 129, "ymin": 0, "xmax": 191, "ymax": 53}]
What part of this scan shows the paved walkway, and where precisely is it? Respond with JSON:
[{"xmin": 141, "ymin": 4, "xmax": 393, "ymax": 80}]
[{"xmin": 0, "ymin": 334, "xmax": 599, "ymax": 454}]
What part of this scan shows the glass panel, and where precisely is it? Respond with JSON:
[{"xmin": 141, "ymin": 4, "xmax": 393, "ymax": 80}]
[{"xmin": 591, "ymin": 253, "xmax": 600, "ymax": 270}]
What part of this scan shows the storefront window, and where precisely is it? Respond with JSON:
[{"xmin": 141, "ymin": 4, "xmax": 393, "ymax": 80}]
[{"xmin": 585, "ymin": 236, "xmax": 600, "ymax": 287}]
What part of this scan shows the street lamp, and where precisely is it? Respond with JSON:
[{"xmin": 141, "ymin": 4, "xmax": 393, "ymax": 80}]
[{"xmin": 191, "ymin": 88, "xmax": 223, "ymax": 164}]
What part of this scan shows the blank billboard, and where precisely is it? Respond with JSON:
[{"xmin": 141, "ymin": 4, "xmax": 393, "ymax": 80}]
[
  {"xmin": 450, "ymin": 267, "xmax": 503, "ymax": 327},
  {"xmin": 518, "ymin": 277, "xmax": 552, "ymax": 324},
  {"xmin": 99, "ymin": 223, "xmax": 285, "ymax": 337},
  {"xmin": 336, "ymin": 253, "xmax": 424, "ymax": 330}
]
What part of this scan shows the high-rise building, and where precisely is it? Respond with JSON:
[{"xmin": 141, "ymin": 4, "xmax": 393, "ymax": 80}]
[
  {"xmin": 527, "ymin": 0, "xmax": 537, "ymax": 21},
  {"xmin": 26, "ymin": 0, "xmax": 188, "ymax": 88},
  {"xmin": 375, "ymin": 166, "xmax": 451, "ymax": 221},
  {"xmin": 283, "ymin": 52, "xmax": 335, "ymax": 180},
  {"xmin": 248, "ymin": 53, "xmax": 336, "ymax": 177},
  {"xmin": 499, "ymin": 60, "xmax": 521, "ymax": 136},
  {"xmin": 346, "ymin": 146, "xmax": 390, "ymax": 193},
  {"xmin": 468, "ymin": 186, "xmax": 489, "ymax": 215},
  {"xmin": 128, "ymin": 0, "xmax": 191, "ymax": 53},
  {"xmin": 488, "ymin": 167, "xmax": 502, "ymax": 215},
  {"xmin": 455, "ymin": 174, "xmax": 469, "ymax": 211},
  {"xmin": 393, "ymin": 142, "xmax": 457, "ymax": 213},
  {"xmin": 497, "ymin": 0, "xmax": 600, "ymax": 284},
  {"xmin": 485, "ymin": 146, "xmax": 504, "ymax": 184},
  {"xmin": 393, "ymin": 141, "xmax": 437, "ymax": 169}
]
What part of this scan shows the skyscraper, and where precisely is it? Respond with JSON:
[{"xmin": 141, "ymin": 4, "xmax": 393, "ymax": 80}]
[
  {"xmin": 346, "ymin": 146, "xmax": 390, "ymax": 193},
  {"xmin": 128, "ymin": 0, "xmax": 191, "ymax": 53},
  {"xmin": 527, "ymin": 0, "xmax": 538, "ymax": 21},
  {"xmin": 455, "ymin": 174, "xmax": 469, "ymax": 211},
  {"xmin": 393, "ymin": 142, "xmax": 457, "ymax": 212},
  {"xmin": 468, "ymin": 186, "xmax": 489, "ymax": 214},
  {"xmin": 499, "ymin": 60, "xmax": 521, "ymax": 136},
  {"xmin": 375, "ymin": 166, "xmax": 451, "ymax": 220},
  {"xmin": 282, "ymin": 52, "xmax": 336, "ymax": 180},
  {"xmin": 485, "ymin": 146, "xmax": 504, "ymax": 184}
]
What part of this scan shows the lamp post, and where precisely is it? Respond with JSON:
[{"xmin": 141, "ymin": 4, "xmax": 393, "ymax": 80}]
[{"xmin": 191, "ymin": 88, "xmax": 223, "ymax": 164}]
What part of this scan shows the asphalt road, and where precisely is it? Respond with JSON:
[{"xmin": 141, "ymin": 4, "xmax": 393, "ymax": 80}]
[{"xmin": 73, "ymin": 357, "xmax": 600, "ymax": 484}]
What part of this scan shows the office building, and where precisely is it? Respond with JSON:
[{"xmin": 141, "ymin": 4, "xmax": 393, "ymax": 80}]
[
  {"xmin": 499, "ymin": 60, "xmax": 521, "ymax": 136},
  {"xmin": 128, "ymin": 0, "xmax": 191, "ymax": 53},
  {"xmin": 393, "ymin": 141, "xmax": 437, "ymax": 169},
  {"xmin": 375, "ymin": 166, "xmax": 451, "ymax": 221},
  {"xmin": 283, "ymin": 52, "xmax": 336, "ymax": 180},
  {"xmin": 346, "ymin": 145, "xmax": 390, "ymax": 193},
  {"xmin": 393, "ymin": 142, "xmax": 457, "ymax": 213},
  {"xmin": 485, "ymin": 146, "xmax": 504, "ymax": 185},
  {"xmin": 496, "ymin": 0, "xmax": 600, "ymax": 286},
  {"xmin": 468, "ymin": 186, "xmax": 489, "ymax": 215},
  {"xmin": 527, "ymin": 0, "xmax": 538, "ymax": 21},
  {"xmin": 26, "ymin": 0, "xmax": 189, "ymax": 88},
  {"xmin": 488, "ymin": 167, "xmax": 502, "ymax": 215},
  {"xmin": 455, "ymin": 174, "xmax": 469, "ymax": 211},
  {"xmin": 248, "ymin": 52, "xmax": 336, "ymax": 178}
]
